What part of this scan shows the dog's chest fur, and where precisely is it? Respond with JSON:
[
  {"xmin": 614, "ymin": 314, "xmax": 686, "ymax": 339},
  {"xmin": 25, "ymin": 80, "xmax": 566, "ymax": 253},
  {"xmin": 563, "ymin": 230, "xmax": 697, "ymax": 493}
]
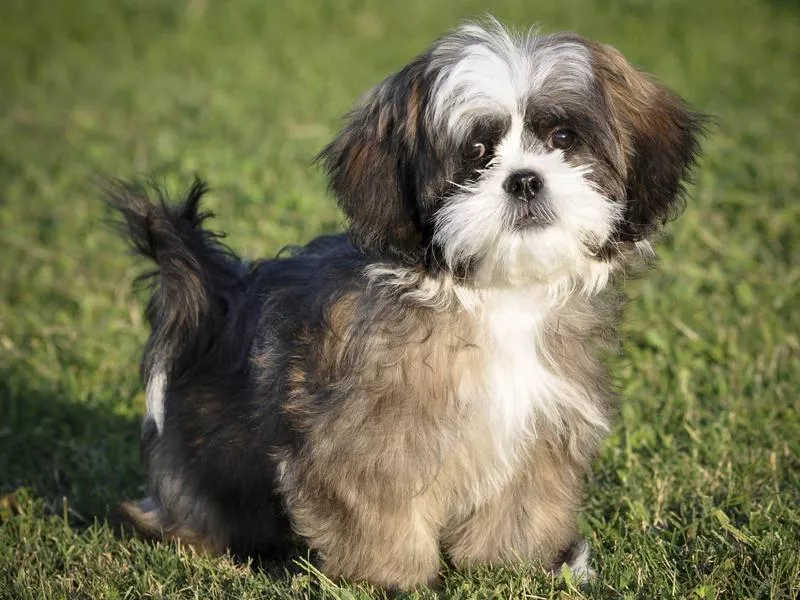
[
  {"xmin": 441, "ymin": 287, "xmax": 612, "ymax": 507},
  {"xmin": 282, "ymin": 280, "xmax": 617, "ymax": 523}
]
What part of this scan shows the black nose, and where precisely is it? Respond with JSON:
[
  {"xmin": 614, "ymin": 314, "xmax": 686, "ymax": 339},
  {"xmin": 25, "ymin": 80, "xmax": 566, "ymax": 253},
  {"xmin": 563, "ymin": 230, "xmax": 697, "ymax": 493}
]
[{"xmin": 503, "ymin": 170, "xmax": 543, "ymax": 202}]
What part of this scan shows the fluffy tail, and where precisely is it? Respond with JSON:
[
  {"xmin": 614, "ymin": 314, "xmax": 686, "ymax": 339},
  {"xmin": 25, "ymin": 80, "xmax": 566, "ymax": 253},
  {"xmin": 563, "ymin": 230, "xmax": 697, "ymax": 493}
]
[{"xmin": 105, "ymin": 178, "xmax": 245, "ymax": 375}]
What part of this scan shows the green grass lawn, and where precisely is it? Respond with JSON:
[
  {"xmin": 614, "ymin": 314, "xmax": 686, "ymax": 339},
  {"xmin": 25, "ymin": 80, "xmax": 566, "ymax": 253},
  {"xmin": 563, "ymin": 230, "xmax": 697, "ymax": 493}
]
[{"xmin": 1, "ymin": 0, "xmax": 798, "ymax": 597}]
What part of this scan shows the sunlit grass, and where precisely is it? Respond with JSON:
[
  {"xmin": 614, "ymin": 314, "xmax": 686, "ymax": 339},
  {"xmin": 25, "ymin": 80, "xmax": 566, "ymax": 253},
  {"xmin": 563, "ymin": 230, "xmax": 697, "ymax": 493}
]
[{"xmin": 1, "ymin": 0, "xmax": 798, "ymax": 597}]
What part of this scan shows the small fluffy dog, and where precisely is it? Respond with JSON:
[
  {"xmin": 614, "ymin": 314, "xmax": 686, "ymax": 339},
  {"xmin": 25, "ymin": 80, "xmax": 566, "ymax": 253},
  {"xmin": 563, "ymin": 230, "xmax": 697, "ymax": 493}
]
[{"xmin": 112, "ymin": 20, "xmax": 704, "ymax": 590}]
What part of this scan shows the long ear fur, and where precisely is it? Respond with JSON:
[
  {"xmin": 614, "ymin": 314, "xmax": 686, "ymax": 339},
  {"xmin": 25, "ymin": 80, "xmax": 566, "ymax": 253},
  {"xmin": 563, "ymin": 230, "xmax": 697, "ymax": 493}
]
[
  {"xmin": 317, "ymin": 61, "xmax": 434, "ymax": 264},
  {"xmin": 590, "ymin": 42, "xmax": 707, "ymax": 241}
]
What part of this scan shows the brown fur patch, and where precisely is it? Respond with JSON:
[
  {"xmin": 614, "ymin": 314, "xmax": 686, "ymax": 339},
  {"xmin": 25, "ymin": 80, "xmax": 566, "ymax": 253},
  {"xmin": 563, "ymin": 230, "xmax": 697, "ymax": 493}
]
[
  {"xmin": 322, "ymin": 129, "xmax": 421, "ymax": 257},
  {"xmin": 588, "ymin": 41, "xmax": 705, "ymax": 241},
  {"xmin": 405, "ymin": 82, "xmax": 422, "ymax": 144},
  {"xmin": 590, "ymin": 40, "xmax": 701, "ymax": 176}
]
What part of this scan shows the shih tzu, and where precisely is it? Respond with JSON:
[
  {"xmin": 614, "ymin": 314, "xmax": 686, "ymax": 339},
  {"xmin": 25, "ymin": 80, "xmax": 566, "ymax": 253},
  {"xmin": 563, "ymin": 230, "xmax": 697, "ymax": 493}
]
[{"xmin": 110, "ymin": 20, "xmax": 704, "ymax": 590}]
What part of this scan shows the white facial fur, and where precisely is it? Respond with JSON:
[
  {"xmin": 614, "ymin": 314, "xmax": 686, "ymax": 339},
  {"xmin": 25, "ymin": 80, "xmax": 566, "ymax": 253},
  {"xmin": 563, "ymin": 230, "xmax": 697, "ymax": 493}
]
[{"xmin": 428, "ymin": 22, "xmax": 621, "ymax": 290}]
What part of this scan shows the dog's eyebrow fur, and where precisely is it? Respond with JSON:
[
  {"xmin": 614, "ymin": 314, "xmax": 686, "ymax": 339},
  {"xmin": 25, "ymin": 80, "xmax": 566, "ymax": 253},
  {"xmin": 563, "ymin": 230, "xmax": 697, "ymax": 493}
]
[{"xmin": 428, "ymin": 22, "xmax": 594, "ymax": 139}]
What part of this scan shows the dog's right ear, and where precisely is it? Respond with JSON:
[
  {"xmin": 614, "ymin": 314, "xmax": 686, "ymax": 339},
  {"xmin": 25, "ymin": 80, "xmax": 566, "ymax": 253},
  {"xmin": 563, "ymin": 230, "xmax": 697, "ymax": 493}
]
[{"xmin": 317, "ymin": 62, "xmax": 432, "ymax": 264}]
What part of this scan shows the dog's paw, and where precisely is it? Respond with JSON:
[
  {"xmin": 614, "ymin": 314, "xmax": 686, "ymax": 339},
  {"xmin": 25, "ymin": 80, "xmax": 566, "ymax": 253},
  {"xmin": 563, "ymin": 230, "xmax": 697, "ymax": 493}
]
[
  {"xmin": 552, "ymin": 538, "xmax": 595, "ymax": 584},
  {"xmin": 113, "ymin": 497, "xmax": 167, "ymax": 539}
]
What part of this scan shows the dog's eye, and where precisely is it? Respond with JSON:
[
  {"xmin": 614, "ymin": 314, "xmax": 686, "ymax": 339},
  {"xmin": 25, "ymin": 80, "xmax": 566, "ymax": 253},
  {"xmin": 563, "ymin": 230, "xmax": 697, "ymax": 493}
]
[
  {"xmin": 549, "ymin": 128, "xmax": 577, "ymax": 150},
  {"xmin": 465, "ymin": 142, "xmax": 487, "ymax": 161}
]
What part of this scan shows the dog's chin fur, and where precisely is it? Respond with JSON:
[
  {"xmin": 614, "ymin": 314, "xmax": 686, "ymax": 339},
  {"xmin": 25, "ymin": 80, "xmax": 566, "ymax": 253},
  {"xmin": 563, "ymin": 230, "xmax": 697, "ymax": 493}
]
[{"xmin": 109, "ymin": 19, "xmax": 705, "ymax": 591}]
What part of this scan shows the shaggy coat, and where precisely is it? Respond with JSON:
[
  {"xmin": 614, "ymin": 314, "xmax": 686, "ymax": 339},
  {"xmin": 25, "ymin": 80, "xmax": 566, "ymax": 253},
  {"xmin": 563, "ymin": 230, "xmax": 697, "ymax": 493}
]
[{"xmin": 111, "ymin": 21, "xmax": 704, "ymax": 590}]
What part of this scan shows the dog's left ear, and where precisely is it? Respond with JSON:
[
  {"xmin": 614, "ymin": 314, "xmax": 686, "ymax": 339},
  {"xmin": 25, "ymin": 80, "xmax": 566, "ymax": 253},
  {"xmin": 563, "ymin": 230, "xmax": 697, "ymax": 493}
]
[
  {"xmin": 318, "ymin": 63, "xmax": 432, "ymax": 264},
  {"xmin": 590, "ymin": 42, "xmax": 707, "ymax": 241}
]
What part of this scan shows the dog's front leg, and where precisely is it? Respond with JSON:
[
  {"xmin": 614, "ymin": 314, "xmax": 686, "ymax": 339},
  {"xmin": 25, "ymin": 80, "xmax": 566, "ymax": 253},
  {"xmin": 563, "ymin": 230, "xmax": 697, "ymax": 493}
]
[
  {"xmin": 285, "ymin": 485, "xmax": 442, "ymax": 591},
  {"xmin": 442, "ymin": 448, "xmax": 592, "ymax": 580}
]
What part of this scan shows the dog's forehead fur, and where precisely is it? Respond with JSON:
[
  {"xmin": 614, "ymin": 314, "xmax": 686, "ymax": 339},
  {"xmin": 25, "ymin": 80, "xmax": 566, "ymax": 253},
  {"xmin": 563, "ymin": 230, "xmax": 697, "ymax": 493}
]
[{"xmin": 428, "ymin": 24, "xmax": 595, "ymax": 138}]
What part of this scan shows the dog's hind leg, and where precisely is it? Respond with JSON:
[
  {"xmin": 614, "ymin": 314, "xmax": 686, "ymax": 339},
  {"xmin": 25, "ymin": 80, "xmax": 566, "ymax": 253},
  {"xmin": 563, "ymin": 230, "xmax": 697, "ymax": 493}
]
[{"xmin": 114, "ymin": 496, "xmax": 221, "ymax": 555}]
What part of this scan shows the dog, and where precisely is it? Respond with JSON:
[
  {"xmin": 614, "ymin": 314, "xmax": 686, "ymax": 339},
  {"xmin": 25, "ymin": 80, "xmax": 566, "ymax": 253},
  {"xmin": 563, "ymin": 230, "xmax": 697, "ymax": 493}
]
[{"xmin": 110, "ymin": 19, "xmax": 704, "ymax": 590}]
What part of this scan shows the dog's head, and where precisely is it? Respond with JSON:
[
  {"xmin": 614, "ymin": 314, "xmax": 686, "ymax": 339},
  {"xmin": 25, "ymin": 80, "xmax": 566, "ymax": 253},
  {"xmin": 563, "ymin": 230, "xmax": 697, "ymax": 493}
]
[{"xmin": 319, "ymin": 20, "xmax": 705, "ymax": 287}]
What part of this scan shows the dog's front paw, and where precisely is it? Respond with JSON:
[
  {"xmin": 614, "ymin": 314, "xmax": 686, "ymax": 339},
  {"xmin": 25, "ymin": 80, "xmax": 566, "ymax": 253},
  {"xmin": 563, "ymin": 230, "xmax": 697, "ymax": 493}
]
[{"xmin": 552, "ymin": 538, "xmax": 595, "ymax": 584}]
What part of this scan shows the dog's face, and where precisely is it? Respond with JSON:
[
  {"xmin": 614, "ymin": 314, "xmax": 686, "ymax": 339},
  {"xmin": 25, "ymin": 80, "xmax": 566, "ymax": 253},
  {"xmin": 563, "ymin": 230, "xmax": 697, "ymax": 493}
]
[{"xmin": 320, "ymin": 22, "xmax": 704, "ymax": 286}]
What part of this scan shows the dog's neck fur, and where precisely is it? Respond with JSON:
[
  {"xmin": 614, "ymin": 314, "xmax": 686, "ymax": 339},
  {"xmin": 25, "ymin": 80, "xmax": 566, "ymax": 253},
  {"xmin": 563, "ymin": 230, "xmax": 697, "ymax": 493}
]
[
  {"xmin": 364, "ymin": 263, "xmax": 622, "ymax": 502},
  {"xmin": 474, "ymin": 286, "xmax": 614, "ymax": 454}
]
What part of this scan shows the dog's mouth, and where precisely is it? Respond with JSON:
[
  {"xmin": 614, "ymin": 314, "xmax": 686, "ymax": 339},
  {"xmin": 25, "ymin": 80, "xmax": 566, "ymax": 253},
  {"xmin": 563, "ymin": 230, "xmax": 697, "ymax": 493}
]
[{"xmin": 512, "ymin": 201, "xmax": 556, "ymax": 230}]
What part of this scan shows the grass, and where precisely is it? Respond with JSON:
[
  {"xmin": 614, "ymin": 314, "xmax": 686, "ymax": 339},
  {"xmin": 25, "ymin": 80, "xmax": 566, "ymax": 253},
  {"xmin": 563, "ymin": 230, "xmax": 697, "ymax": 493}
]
[{"xmin": 1, "ymin": 0, "xmax": 798, "ymax": 597}]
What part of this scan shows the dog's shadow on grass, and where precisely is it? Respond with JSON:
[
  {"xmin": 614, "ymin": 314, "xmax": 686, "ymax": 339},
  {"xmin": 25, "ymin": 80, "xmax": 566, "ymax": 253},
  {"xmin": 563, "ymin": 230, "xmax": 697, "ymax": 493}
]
[
  {"xmin": 0, "ymin": 366, "xmax": 317, "ymax": 587},
  {"xmin": 0, "ymin": 365, "xmax": 143, "ymax": 523}
]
